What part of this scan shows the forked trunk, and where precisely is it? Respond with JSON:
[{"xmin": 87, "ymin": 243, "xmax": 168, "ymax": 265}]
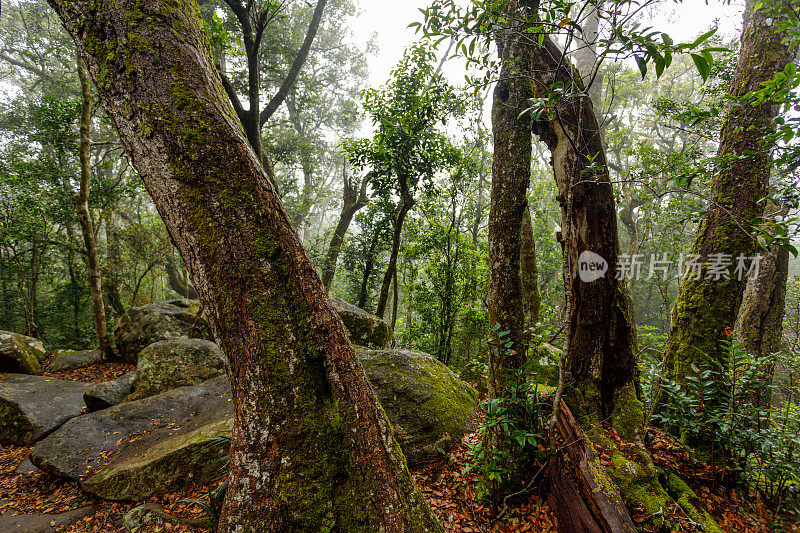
[{"xmin": 662, "ymin": 0, "xmax": 796, "ymax": 389}]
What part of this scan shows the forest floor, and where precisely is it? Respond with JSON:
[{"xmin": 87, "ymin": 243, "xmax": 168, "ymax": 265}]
[{"xmin": 0, "ymin": 363, "xmax": 797, "ymax": 532}]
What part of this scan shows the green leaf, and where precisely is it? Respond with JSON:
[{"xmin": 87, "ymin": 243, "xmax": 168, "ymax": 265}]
[
  {"xmin": 691, "ymin": 28, "xmax": 718, "ymax": 48},
  {"xmin": 634, "ymin": 55, "xmax": 647, "ymax": 79},
  {"xmin": 691, "ymin": 54, "xmax": 711, "ymax": 82}
]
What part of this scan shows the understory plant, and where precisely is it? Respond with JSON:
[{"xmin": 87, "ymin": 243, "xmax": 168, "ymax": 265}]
[
  {"xmin": 654, "ymin": 338, "xmax": 800, "ymax": 509},
  {"xmin": 466, "ymin": 329, "xmax": 549, "ymax": 506}
]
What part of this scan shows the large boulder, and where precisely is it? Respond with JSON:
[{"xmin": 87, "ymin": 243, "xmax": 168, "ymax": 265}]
[
  {"xmin": 126, "ymin": 339, "xmax": 227, "ymax": 401},
  {"xmin": 29, "ymin": 350, "xmax": 477, "ymax": 499},
  {"xmin": 44, "ymin": 349, "xmax": 104, "ymax": 373},
  {"xmin": 331, "ymin": 298, "xmax": 393, "ymax": 349},
  {"xmin": 30, "ymin": 376, "xmax": 232, "ymax": 501},
  {"xmin": 0, "ymin": 374, "xmax": 90, "ymax": 445},
  {"xmin": 114, "ymin": 299, "xmax": 212, "ymax": 364},
  {"xmin": 84, "ymin": 371, "xmax": 136, "ymax": 411},
  {"xmin": 0, "ymin": 332, "xmax": 47, "ymax": 375},
  {"xmin": 358, "ymin": 348, "xmax": 478, "ymax": 464}
]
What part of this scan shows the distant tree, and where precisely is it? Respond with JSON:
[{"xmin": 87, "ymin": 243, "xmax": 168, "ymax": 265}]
[{"xmin": 345, "ymin": 44, "xmax": 463, "ymax": 318}]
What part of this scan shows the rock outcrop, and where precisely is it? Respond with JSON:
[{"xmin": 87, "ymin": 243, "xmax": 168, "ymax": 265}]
[
  {"xmin": 84, "ymin": 371, "xmax": 136, "ymax": 411},
  {"xmin": 0, "ymin": 374, "xmax": 90, "ymax": 445},
  {"xmin": 331, "ymin": 297, "xmax": 393, "ymax": 349},
  {"xmin": 0, "ymin": 332, "xmax": 47, "ymax": 375},
  {"xmin": 114, "ymin": 299, "xmax": 211, "ymax": 364},
  {"xmin": 126, "ymin": 339, "xmax": 226, "ymax": 401}
]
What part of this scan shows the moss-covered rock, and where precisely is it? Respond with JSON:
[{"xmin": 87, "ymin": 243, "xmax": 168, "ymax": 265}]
[
  {"xmin": 0, "ymin": 374, "xmax": 90, "ymax": 445},
  {"xmin": 0, "ymin": 331, "xmax": 47, "ymax": 375},
  {"xmin": 126, "ymin": 339, "xmax": 226, "ymax": 401},
  {"xmin": 526, "ymin": 342, "xmax": 560, "ymax": 386},
  {"xmin": 357, "ymin": 348, "xmax": 478, "ymax": 465},
  {"xmin": 331, "ymin": 298, "xmax": 394, "ymax": 349},
  {"xmin": 114, "ymin": 299, "xmax": 212, "ymax": 364}
]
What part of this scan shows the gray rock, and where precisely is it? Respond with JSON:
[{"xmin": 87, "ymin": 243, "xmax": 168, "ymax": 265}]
[
  {"xmin": 123, "ymin": 503, "xmax": 209, "ymax": 531},
  {"xmin": 126, "ymin": 339, "xmax": 226, "ymax": 401},
  {"xmin": 0, "ymin": 374, "xmax": 90, "ymax": 445},
  {"xmin": 0, "ymin": 506, "xmax": 98, "ymax": 533},
  {"xmin": 30, "ymin": 376, "xmax": 232, "ymax": 501},
  {"xmin": 30, "ymin": 349, "xmax": 477, "ymax": 499},
  {"xmin": 114, "ymin": 299, "xmax": 212, "ymax": 364},
  {"xmin": 84, "ymin": 371, "xmax": 136, "ymax": 412},
  {"xmin": 15, "ymin": 455, "xmax": 39, "ymax": 474},
  {"xmin": 0, "ymin": 332, "xmax": 47, "ymax": 375},
  {"xmin": 44, "ymin": 349, "xmax": 104, "ymax": 373},
  {"xmin": 358, "ymin": 348, "xmax": 478, "ymax": 465},
  {"xmin": 331, "ymin": 298, "xmax": 394, "ymax": 349}
]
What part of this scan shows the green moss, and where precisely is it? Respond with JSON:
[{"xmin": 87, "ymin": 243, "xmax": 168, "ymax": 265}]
[
  {"xmin": 666, "ymin": 473, "xmax": 724, "ymax": 533},
  {"xmin": 607, "ymin": 451, "xmax": 672, "ymax": 529},
  {"xmin": 611, "ymin": 383, "xmax": 644, "ymax": 442}
]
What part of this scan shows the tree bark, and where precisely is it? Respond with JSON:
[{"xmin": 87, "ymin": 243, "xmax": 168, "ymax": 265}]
[
  {"xmin": 487, "ymin": 7, "xmax": 534, "ymax": 398},
  {"xmin": 321, "ymin": 168, "xmax": 368, "ymax": 290},
  {"xmin": 376, "ymin": 192, "xmax": 413, "ymax": 318},
  {"xmin": 75, "ymin": 53, "xmax": 113, "ymax": 359},
  {"xmin": 49, "ymin": 2, "xmax": 441, "ymax": 531},
  {"xmin": 357, "ymin": 228, "xmax": 381, "ymax": 311},
  {"xmin": 520, "ymin": 203, "xmax": 541, "ymax": 339},
  {"xmin": 736, "ymin": 201, "xmax": 790, "ymax": 411},
  {"xmin": 662, "ymin": 0, "xmax": 796, "ymax": 388}
]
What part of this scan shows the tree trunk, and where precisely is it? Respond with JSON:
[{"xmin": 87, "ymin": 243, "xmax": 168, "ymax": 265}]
[
  {"xmin": 391, "ymin": 265, "xmax": 399, "ymax": 332},
  {"xmin": 358, "ymin": 228, "xmax": 381, "ymax": 311},
  {"xmin": 102, "ymin": 208, "xmax": 126, "ymax": 316},
  {"xmin": 376, "ymin": 194, "xmax": 413, "ymax": 318},
  {"xmin": 526, "ymin": 25, "xmax": 639, "ymax": 428},
  {"xmin": 321, "ymin": 169, "xmax": 368, "ymax": 290},
  {"xmin": 74, "ymin": 51, "xmax": 114, "ymax": 360},
  {"xmin": 662, "ymin": 0, "xmax": 796, "ymax": 388},
  {"xmin": 573, "ymin": 0, "xmax": 604, "ymax": 115},
  {"xmin": 487, "ymin": 10, "xmax": 533, "ymax": 398},
  {"xmin": 520, "ymin": 203, "xmax": 541, "ymax": 339},
  {"xmin": 736, "ymin": 201, "xmax": 790, "ymax": 412},
  {"xmin": 165, "ymin": 256, "xmax": 199, "ymax": 299},
  {"xmin": 49, "ymin": 2, "xmax": 441, "ymax": 531}
]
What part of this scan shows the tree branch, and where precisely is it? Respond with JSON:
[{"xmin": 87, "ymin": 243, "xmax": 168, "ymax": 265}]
[{"xmin": 259, "ymin": 0, "xmax": 328, "ymax": 126}]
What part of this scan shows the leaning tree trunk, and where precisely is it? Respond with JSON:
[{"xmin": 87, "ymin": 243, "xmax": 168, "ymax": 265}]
[
  {"xmin": 376, "ymin": 191, "xmax": 413, "ymax": 318},
  {"xmin": 48, "ymin": 2, "xmax": 441, "ymax": 532},
  {"xmin": 75, "ymin": 51, "xmax": 113, "ymax": 360},
  {"xmin": 662, "ymin": 0, "xmax": 796, "ymax": 388}
]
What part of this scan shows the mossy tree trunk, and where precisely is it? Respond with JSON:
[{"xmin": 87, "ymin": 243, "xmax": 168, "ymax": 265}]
[
  {"xmin": 48, "ymin": 1, "xmax": 441, "ymax": 532},
  {"xmin": 520, "ymin": 203, "xmax": 541, "ymax": 341},
  {"xmin": 75, "ymin": 51, "xmax": 113, "ymax": 360},
  {"xmin": 522, "ymin": 26, "xmax": 639, "ymax": 427},
  {"xmin": 487, "ymin": 2, "xmax": 534, "ymax": 398},
  {"xmin": 736, "ymin": 201, "xmax": 790, "ymax": 411},
  {"xmin": 661, "ymin": 0, "xmax": 795, "ymax": 388}
]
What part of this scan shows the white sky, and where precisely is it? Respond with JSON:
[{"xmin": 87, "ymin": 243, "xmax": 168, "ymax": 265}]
[{"xmin": 350, "ymin": 0, "xmax": 745, "ymax": 89}]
